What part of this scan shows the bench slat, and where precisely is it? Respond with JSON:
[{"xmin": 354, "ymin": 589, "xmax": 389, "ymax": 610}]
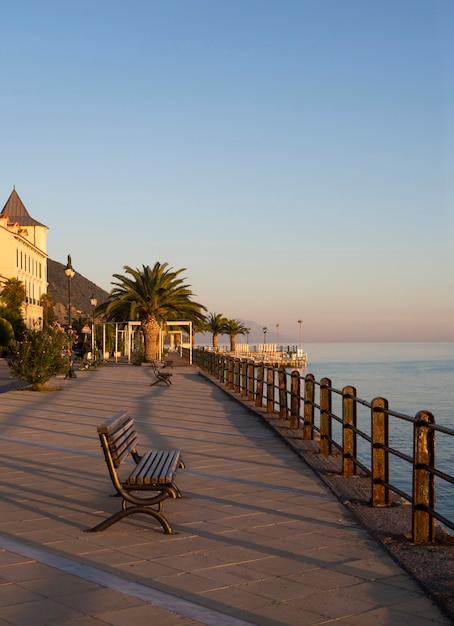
[
  {"xmin": 144, "ymin": 450, "xmax": 180, "ymax": 484},
  {"xmin": 98, "ymin": 413, "xmax": 139, "ymax": 467},
  {"xmin": 128, "ymin": 450, "xmax": 180, "ymax": 485},
  {"xmin": 106, "ymin": 426, "xmax": 138, "ymax": 463},
  {"xmin": 109, "ymin": 434, "xmax": 139, "ymax": 467},
  {"xmin": 97, "ymin": 411, "xmax": 131, "ymax": 434}
]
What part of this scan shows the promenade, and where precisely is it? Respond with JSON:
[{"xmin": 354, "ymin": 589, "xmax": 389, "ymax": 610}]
[{"xmin": 0, "ymin": 357, "xmax": 451, "ymax": 625}]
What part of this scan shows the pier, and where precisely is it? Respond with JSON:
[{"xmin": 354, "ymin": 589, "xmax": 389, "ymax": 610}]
[
  {"xmin": 0, "ymin": 357, "xmax": 452, "ymax": 625},
  {"xmin": 203, "ymin": 343, "xmax": 309, "ymax": 369}
]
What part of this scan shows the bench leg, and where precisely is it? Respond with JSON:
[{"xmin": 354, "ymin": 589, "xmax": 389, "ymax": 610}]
[
  {"xmin": 87, "ymin": 505, "xmax": 173, "ymax": 534},
  {"xmin": 168, "ymin": 483, "xmax": 182, "ymax": 499},
  {"xmin": 150, "ymin": 378, "xmax": 171, "ymax": 387},
  {"xmin": 122, "ymin": 498, "xmax": 164, "ymax": 512}
]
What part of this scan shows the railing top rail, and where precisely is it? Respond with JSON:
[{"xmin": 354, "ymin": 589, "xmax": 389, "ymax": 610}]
[{"xmin": 431, "ymin": 422, "xmax": 454, "ymax": 437}]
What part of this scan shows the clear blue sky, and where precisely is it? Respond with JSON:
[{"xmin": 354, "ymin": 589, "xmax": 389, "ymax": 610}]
[{"xmin": 1, "ymin": 0, "xmax": 452, "ymax": 342}]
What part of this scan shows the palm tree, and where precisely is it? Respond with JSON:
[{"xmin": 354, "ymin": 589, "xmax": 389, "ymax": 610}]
[
  {"xmin": 205, "ymin": 312, "xmax": 228, "ymax": 349},
  {"xmin": 190, "ymin": 319, "xmax": 206, "ymax": 349},
  {"xmin": 39, "ymin": 293, "xmax": 55, "ymax": 327},
  {"xmin": 224, "ymin": 319, "xmax": 250, "ymax": 352},
  {"xmin": 98, "ymin": 263, "xmax": 206, "ymax": 361},
  {"xmin": 0, "ymin": 277, "xmax": 26, "ymax": 313}
]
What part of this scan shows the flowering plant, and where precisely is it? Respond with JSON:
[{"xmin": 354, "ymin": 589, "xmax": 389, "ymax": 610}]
[{"xmin": 8, "ymin": 324, "xmax": 70, "ymax": 390}]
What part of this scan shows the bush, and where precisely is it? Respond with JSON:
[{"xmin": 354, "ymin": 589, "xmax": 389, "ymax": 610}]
[
  {"xmin": 0, "ymin": 306, "xmax": 26, "ymax": 341},
  {"xmin": 0, "ymin": 318, "xmax": 15, "ymax": 355},
  {"xmin": 9, "ymin": 324, "xmax": 70, "ymax": 390}
]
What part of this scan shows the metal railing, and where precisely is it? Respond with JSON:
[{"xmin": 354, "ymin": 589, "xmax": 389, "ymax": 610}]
[{"xmin": 189, "ymin": 349, "xmax": 454, "ymax": 544}]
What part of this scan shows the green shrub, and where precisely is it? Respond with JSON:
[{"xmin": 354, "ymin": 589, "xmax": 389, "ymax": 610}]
[
  {"xmin": 0, "ymin": 317, "xmax": 15, "ymax": 354},
  {"xmin": 0, "ymin": 306, "xmax": 26, "ymax": 341},
  {"xmin": 9, "ymin": 324, "xmax": 70, "ymax": 390}
]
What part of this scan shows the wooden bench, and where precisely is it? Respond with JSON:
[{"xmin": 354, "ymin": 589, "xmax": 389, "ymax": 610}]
[
  {"xmin": 150, "ymin": 360, "xmax": 173, "ymax": 386},
  {"xmin": 88, "ymin": 411, "xmax": 184, "ymax": 534}
]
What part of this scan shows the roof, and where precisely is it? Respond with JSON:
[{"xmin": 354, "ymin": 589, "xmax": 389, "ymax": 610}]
[{"xmin": 1, "ymin": 188, "xmax": 48, "ymax": 228}]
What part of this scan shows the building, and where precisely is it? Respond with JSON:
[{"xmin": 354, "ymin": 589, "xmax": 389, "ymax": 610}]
[{"xmin": 0, "ymin": 188, "xmax": 48, "ymax": 328}]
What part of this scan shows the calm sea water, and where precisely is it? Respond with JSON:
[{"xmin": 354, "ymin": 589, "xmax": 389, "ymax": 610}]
[
  {"xmin": 300, "ymin": 342, "xmax": 454, "ymax": 523},
  {"xmin": 302, "ymin": 342, "xmax": 453, "ymax": 423}
]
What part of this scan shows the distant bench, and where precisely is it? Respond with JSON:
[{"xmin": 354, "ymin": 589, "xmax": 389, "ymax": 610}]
[
  {"xmin": 88, "ymin": 411, "xmax": 184, "ymax": 534},
  {"xmin": 150, "ymin": 360, "xmax": 173, "ymax": 387}
]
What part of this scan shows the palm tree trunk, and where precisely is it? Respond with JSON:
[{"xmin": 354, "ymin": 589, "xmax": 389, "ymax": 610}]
[{"xmin": 141, "ymin": 316, "xmax": 161, "ymax": 361}]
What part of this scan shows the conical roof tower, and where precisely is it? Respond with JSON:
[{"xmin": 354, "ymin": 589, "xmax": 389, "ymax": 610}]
[{"xmin": 1, "ymin": 187, "xmax": 47, "ymax": 228}]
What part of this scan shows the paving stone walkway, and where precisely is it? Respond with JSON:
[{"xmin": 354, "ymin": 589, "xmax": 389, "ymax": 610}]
[{"xmin": 0, "ymin": 358, "xmax": 451, "ymax": 625}]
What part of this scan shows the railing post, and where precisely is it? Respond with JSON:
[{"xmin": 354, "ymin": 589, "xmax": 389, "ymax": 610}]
[
  {"xmin": 290, "ymin": 370, "xmax": 300, "ymax": 429},
  {"xmin": 342, "ymin": 386, "xmax": 357, "ymax": 476},
  {"xmin": 241, "ymin": 360, "xmax": 248, "ymax": 397},
  {"xmin": 256, "ymin": 363, "xmax": 264, "ymax": 407},
  {"xmin": 233, "ymin": 358, "xmax": 240, "ymax": 393},
  {"xmin": 216, "ymin": 354, "xmax": 221, "ymax": 382},
  {"xmin": 266, "ymin": 365, "xmax": 275, "ymax": 413},
  {"xmin": 247, "ymin": 360, "xmax": 254, "ymax": 401},
  {"xmin": 371, "ymin": 397, "xmax": 389, "ymax": 506},
  {"xmin": 226, "ymin": 356, "xmax": 234, "ymax": 389},
  {"xmin": 303, "ymin": 374, "xmax": 315, "ymax": 439},
  {"xmin": 278, "ymin": 367, "xmax": 288, "ymax": 419},
  {"xmin": 320, "ymin": 377, "xmax": 332, "ymax": 454},
  {"xmin": 412, "ymin": 410, "xmax": 436, "ymax": 543},
  {"xmin": 216, "ymin": 354, "xmax": 220, "ymax": 378}
]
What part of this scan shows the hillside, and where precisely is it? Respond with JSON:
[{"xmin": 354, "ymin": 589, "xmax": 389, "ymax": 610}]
[{"xmin": 47, "ymin": 258, "xmax": 110, "ymax": 323}]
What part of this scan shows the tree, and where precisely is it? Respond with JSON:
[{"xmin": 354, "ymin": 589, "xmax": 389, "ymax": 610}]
[
  {"xmin": 0, "ymin": 278, "xmax": 26, "ymax": 313},
  {"xmin": 205, "ymin": 312, "xmax": 228, "ymax": 349},
  {"xmin": 40, "ymin": 293, "xmax": 55, "ymax": 327},
  {"xmin": 191, "ymin": 319, "xmax": 206, "ymax": 348},
  {"xmin": 0, "ymin": 306, "xmax": 26, "ymax": 341},
  {"xmin": 0, "ymin": 318, "xmax": 15, "ymax": 354},
  {"xmin": 224, "ymin": 319, "xmax": 250, "ymax": 352},
  {"xmin": 98, "ymin": 263, "xmax": 207, "ymax": 361}
]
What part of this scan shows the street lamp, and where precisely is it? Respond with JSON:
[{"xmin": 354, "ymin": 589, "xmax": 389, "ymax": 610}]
[
  {"xmin": 276, "ymin": 323, "xmax": 280, "ymax": 351},
  {"xmin": 65, "ymin": 255, "xmax": 76, "ymax": 378},
  {"xmin": 298, "ymin": 319, "xmax": 303, "ymax": 355},
  {"xmin": 263, "ymin": 326, "xmax": 267, "ymax": 345},
  {"xmin": 90, "ymin": 294, "xmax": 97, "ymax": 360}
]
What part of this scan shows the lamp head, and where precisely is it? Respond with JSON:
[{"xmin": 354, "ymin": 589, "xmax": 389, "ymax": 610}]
[{"xmin": 65, "ymin": 255, "xmax": 75, "ymax": 278}]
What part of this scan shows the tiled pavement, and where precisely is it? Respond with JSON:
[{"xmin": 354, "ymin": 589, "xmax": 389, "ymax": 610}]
[{"xmin": 0, "ymin": 358, "xmax": 451, "ymax": 625}]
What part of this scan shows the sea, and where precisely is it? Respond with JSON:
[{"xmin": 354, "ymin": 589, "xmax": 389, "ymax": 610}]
[{"xmin": 301, "ymin": 342, "xmax": 453, "ymax": 422}]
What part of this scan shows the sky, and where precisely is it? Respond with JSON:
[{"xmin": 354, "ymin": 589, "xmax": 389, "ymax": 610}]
[{"xmin": 1, "ymin": 0, "xmax": 453, "ymax": 343}]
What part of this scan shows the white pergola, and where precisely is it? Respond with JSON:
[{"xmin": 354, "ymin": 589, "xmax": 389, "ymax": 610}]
[
  {"xmin": 109, "ymin": 320, "xmax": 193, "ymax": 364},
  {"xmin": 161, "ymin": 320, "xmax": 193, "ymax": 364}
]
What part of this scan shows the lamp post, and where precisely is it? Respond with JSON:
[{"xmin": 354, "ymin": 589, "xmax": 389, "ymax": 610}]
[
  {"xmin": 298, "ymin": 319, "xmax": 303, "ymax": 355},
  {"xmin": 263, "ymin": 326, "xmax": 267, "ymax": 345},
  {"xmin": 276, "ymin": 323, "xmax": 280, "ymax": 352},
  {"xmin": 90, "ymin": 294, "xmax": 97, "ymax": 360},
  {"xmin": 65, "ymin": 255, "xmax": 76, "ymax": 378}
]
